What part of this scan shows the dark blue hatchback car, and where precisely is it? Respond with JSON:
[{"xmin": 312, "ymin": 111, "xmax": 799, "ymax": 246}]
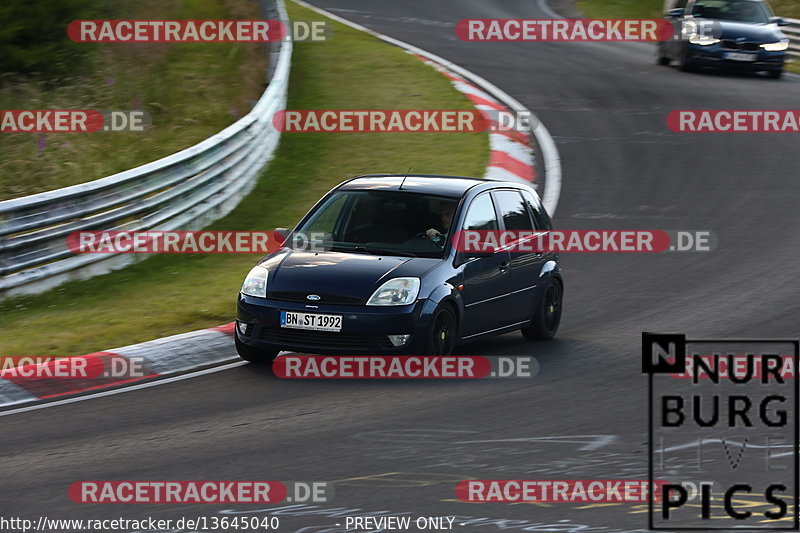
[
  {"xmin": 658, "ymin": 0, "xmax": 789, "ymax": 78},
  {"xmin": 235, "ymin": 175, "xmax": 563, "ymax": 362}
]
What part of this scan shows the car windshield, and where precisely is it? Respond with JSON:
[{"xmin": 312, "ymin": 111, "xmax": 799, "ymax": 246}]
[
  {"xmin": 293, "ymin": 190, "xmax": 460, "ymax": 258},
  {"xmin": 691, "ymin": 0, "xmax": 771, "ymax": 24}
]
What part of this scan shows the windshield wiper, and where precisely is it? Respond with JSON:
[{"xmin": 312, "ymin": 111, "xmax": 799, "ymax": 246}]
[{"xmin": 332, "ymin": 245, "xmax": 416, "ymax": 258}]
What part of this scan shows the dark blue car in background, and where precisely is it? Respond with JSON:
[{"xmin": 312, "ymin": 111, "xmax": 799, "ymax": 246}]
[
  {"xmin": 235, "ymin": 175, "xmax": 563, "ymax": 362},
  {"xmin": 658, "ymin": 0, "xmax": 788, "ymax": 78}
]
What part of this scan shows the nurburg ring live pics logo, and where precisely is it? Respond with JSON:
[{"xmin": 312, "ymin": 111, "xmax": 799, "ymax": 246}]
[{"xmin": 643, "ymin": 332, "xmax": 800, "ymax": 530}]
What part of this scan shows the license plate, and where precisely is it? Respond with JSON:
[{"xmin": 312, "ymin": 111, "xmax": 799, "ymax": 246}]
[
  {"xmin": 280, "ymin": 311, "xmax": 342, "ymax": 332},
  {"xmin": 725, "ymin": 52, "xmax": 757, "ymax": 62}
]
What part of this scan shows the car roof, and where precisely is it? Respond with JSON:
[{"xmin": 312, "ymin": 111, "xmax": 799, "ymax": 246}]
[{"xmin": 338, "ymin": 174, "xmax": 510, "ymax": 198}]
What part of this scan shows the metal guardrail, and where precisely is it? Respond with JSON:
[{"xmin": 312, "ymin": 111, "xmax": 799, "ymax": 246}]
[
  {"xmin": 783, "ymin": 18, "xmax": 800, "ymax": 59},
  {"xmin": 0, "ymin": 0, "xmax": 292, "ymax": 299}
]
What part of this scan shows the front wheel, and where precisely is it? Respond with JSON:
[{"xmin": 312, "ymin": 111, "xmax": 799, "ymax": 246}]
[
  {"xmin": 235, "ymin": 335, "xmax": 280, "ymax": 363},
  {"xmin": 767, "ymin": 69, "xmax": 783, "ymax": 79},
  {"xmin": 521, "ymin": 278, "xmax": 563, "ymax": 341},
  {"xmin": 424, "ymin": 306, "xmax": 456, "ymax": 355}
]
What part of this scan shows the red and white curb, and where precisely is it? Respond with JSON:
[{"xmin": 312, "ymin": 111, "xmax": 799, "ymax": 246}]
[
  {"xmin": 0, "ymin": 1, "xmax": 562, "ymax": 410},
  {"xmin": 410, "ymin": 54, "xmax": 536, "ymax": 185}
]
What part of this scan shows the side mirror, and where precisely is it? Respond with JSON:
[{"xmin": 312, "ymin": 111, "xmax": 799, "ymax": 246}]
[
  {"xmin": 667, "ymin": 8, "xmax": 685, "ymax": 18},
  {"xmin": 274, "ymin": 227, "xmax": 291, "ymax": 247},
  {"xmin": 772, "ymin": 17, "xmax": 788, "ymax": 27}
]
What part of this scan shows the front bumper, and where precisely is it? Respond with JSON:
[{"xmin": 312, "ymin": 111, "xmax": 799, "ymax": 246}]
[
  {"xmin": 687, "ymin": 44, "xmax": 785, "ymax": 71},
  {"xmin": 236, "ymin": 294, "xmax": 434, "ymax": 355}
]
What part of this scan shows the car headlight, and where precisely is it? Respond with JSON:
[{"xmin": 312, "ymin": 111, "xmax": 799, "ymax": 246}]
[
  {"xmin": 689, "ymin": 36, "xmax": 720, "ymax": 45},
  {"xmin": 241, "ymin": 265, "xmax": 268, "ymax": 298},
  {"xmin": 761, "ymin": 40, "xmax": 789, "ymax": 51},
  {"xmin": 367, "ymin": 277, "xmax": 421, "ymax": 306}
]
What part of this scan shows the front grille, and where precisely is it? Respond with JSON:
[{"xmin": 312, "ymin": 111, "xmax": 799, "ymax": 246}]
[
  {"xmin": 269, "ymin": 291, "xmax": 363, "ymax": 305},
  {"xmin": 261, "ymin": 328, "xmax": 369, "ymax": 350},
  {"xmin": 721, "ymin": 40, "xmax": 760, "ymax": 51}
]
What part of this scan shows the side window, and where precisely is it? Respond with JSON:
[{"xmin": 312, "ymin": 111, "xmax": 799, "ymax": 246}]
[
  {"xmin": 462, "ymin": 193, "xmax": 499, "ymax": 231},
  {"xmin": 493, "ymin": 190, "xmax": 534, "ymax": 231},
  {"xmin": 520, "ymin": 189, "xmax": 552, "ymax": 230}
]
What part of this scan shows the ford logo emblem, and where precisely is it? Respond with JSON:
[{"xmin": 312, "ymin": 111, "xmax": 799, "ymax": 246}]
[{"xmin": 306, "ymin": 294, "xmax": 321, "ymax": 301}]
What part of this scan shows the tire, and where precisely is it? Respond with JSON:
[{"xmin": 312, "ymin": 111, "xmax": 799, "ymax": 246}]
[
  {"xmin": 235, "ymin": 335, "xmax": 279, "ymax": 363},
  {"xmin": 521, "ymin": 278, "xmax": 563, "ymax": 341},
  {"xmin": 657, "ymin": 44, "xmax": 670, "ymax": 66},
  {"xmin": 768, "ymin": 69, "xmax": 783, "ymax": 79},
  {"xmin": 424, "ymin": 306, "xmax": 457, "ymax": 356}
]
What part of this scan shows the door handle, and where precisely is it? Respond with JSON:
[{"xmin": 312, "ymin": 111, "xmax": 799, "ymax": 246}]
[{"xmin": 499, "ymin": 261, "xmax": 509, "ymax": 273}]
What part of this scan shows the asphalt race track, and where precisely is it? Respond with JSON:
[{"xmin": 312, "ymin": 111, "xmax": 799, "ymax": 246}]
[{"xmin": 4, "ymin": 1, "xmax": 800, "ymax": 531}]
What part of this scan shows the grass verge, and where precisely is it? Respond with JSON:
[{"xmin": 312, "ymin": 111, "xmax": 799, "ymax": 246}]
[
  {"xmin": 0, "ymin": 0, "xmax": 267, "ymax": 201},
  {"xmin": 0, "ymin": 0, "xmax": 488, "ymax": 356},
  {"xmin": 577, "ymin": 0, "xmax": 661, "ymax": 19}
]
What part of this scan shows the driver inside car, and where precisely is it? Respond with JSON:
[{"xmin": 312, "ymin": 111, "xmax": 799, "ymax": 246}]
[{"xmin": 425, "ymin": 203, "xmax": 456, "ymax": 243}]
